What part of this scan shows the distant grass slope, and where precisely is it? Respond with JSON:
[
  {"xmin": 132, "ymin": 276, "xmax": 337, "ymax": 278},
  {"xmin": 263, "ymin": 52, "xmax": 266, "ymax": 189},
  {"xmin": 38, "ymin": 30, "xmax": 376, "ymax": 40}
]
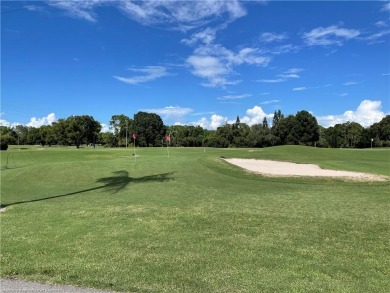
[{"xmin": 1, "ymin": 146, "xmax": 389, "ymax": 293}]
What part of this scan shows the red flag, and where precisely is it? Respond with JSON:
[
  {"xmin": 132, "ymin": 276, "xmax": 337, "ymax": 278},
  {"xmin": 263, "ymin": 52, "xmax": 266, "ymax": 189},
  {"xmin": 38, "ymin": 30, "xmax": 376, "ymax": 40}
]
[
  {"xmin": 165, "ymin": 135, "xmax": 171, "ymax": 142},
  {"xmin": 132, "ymin": 133, "xmax": 137, "ymax": 139}
]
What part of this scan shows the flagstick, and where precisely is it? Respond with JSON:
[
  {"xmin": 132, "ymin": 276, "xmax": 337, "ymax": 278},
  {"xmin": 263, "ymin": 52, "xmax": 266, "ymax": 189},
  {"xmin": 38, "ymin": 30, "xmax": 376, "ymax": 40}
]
[
  {"xmin": 167, "ymin": 141, "xmax": 170, "ymax": 158},
  {"xmin": 133, "ymin": 137, "xmax": 136, "ymax": 163}
]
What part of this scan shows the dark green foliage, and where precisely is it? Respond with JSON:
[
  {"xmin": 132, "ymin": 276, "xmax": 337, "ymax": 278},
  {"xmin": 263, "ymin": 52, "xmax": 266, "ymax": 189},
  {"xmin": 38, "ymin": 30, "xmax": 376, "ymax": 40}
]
[
  {"xmin": 0, "ymin": 137, "xmax": 9, "ymax": 150},
  {"xmin": 134, "ymin": 111, "xmax": 165, "ymax": 147},
  {"xmin": 109, "ymin": 114, "xmax": 134, "ymax": 147},
  {"xmin": 294, "ymin": 110, "xmax": 320, "ymax": 146}
]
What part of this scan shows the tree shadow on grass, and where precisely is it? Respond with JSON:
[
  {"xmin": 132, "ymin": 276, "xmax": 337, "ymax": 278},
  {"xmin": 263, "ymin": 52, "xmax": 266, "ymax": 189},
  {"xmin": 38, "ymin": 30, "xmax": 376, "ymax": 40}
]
[{"xmin": 0, "ymin": 170, "xmax": 175, "ymax": 208}]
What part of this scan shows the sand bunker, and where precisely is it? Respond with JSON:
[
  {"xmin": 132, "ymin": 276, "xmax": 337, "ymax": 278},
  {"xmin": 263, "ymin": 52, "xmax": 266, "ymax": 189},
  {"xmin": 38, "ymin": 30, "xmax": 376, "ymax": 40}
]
[{"xmin": 224, "ymin": 158, "xmax": 387, "ymax": 181}]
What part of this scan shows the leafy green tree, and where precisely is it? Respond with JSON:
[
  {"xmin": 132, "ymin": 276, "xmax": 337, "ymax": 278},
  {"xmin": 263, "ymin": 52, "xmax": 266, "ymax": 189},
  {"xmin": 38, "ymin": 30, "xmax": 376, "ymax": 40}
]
[
  {"xmin": 248, "ymin": 124, "xmax": 278, "ymax": 147},
  {"xmin": 39, "ymin": 125, "xmax": 55, "ymax": 146},
  {"xmin": 272, "ymin": 110, "xmax": 284, "ymax": 128},
  {"xmin": 109, "ymin": 114, "xmax": 134, "ymax": 147},
  {"xmin": 293, "ymin": 110, "xmax": 320, "ymax": 146},
  {"xmin": 14, "ymin": 125, "xmax": 29, "ymax": 145},
  {"xmin": 26, "ymin": 127, "xmax": 41, "ymax": 145},
  {"xmin": 99, "ymin": 132, "xmax": 117, "ymax": 147},
  {"xmin": 134, "ymin": 112, "xmax": 165, "ymax": 147},
  {"xmin": 65, "ymin": 115, "xmax": 102, "ymax": 148},
  {"xmin": 345, "ymin": 122, "xmax": 364, "ymax": 147},
  {"xmin": 369, "ymin": 115, "xmax": 390, "ymax": 147}
]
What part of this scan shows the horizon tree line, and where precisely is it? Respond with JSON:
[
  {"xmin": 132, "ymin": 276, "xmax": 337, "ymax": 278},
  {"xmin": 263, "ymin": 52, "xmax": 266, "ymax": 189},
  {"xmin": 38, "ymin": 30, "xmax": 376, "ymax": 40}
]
[{"xmin": 1, "ymin": 110, "xmax": 389, "ymax": 150}]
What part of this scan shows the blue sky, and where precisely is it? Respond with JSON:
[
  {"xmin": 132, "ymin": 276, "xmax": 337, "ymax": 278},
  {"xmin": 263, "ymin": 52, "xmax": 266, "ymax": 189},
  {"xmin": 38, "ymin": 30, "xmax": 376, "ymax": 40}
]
[{"xmin": 2, "ymin": 0, "xmax": 389, "ymax": 131}]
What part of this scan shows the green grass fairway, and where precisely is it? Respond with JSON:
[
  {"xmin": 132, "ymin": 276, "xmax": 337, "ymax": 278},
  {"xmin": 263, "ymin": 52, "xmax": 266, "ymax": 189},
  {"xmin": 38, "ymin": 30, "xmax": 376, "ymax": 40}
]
[{"xmin": 1, "ymin": 146, "xmax": 389, "ymax": 292}]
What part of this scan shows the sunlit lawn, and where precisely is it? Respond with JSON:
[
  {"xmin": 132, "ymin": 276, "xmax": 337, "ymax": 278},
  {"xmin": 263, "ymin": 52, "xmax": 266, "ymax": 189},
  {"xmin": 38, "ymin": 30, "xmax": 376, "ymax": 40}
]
[{"xmin": 1, "ymin": 146, "xmax": 389, "ymax": 292}]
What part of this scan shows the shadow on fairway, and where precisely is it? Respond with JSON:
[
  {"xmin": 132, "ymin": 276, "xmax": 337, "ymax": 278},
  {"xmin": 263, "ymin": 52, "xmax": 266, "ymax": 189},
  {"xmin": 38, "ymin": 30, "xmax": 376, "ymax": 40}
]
[{"xmin": 0, "ymin": 170, "xmax": 175, "ymax": 208}]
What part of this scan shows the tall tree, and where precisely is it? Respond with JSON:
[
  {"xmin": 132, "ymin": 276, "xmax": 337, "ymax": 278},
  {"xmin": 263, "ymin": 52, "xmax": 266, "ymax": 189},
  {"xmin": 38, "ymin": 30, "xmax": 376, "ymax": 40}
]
[
  {"xmin": 293, "ymin": 110, "xmax": 320, "ymax": 146},
  {"xmin": 272, "ymin": 110, "xmax": 284, "ymax": 128},
  {"xmin": 262, "ymin": 117, "xmax": 268, "ymax": 129},
  {"xmin": 109, "ymin": 114, "xmax": 133, "ymax": 147},
  {"xmin": 66, "ymin": 115, "xmax": 101, "ymax": 148},
  {"xmin": 134, "ymin": 112, "xmax": 165, "ymax": 147}
]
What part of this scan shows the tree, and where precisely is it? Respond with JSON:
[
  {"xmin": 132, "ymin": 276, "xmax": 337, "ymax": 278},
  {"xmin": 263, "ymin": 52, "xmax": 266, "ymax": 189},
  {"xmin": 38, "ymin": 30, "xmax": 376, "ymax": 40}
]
[
  {"xmin": 345, "ymin": 122, "xmax": 364, "ymax": 147},
  {"xmin": 14, "ymin": 125, "xmax": 29, "ymax": 145},
  {"xmin": 369, "ymin": 115, "xmax": 390, "ymax": 147},
  {"xmin": 293, "ymin": 110, "xmax": 320, "ymax": 146},
  {"xmin": 109, "ymin": 114, "xmax": 133, "ymax": 147},
  {"xmin": 134, "ymin": 112, "xmax": 165, "ymax": 147},
  {"xmin": 248, "ymin": 124, "xmax": 278, "ymax": 147},
  {"xmin": 272, "ymin": 110, "xmax": 284, "ymax": 128},
  {"xmin": 262, "ymin": 117, "xmax": 268, "ymax": 129},
  {"xmin": 65, "ymin": 115, "xmax": 101, "ymax": 148}
]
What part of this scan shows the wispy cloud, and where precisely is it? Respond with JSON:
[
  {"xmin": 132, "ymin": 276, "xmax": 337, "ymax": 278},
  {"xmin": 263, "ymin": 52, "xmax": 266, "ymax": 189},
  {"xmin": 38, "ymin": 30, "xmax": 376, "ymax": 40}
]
[
  {"xmin": 343, "ymin": 81, "xmax": 358, "ymax": 86},
  {"xmin": 317, "ymin": 100, "xmax": 386, "ymax": 127},
  {"xmin": 279, "ymin": 68, "xmax": 304, "ymax": 78},
  {"xmin": 257, "ymin": 79, "xmax": 285, "ymax": 83},
  {"xmin": 293, "ymin": 87, "xmax": 307, "ymax": 91},
  {"xmin": 339, "ymin": 93, "xmax": 349, "ymax": 97},
  {"xmin": 186, "ymin": 43, "xmax": 270, "ymax": 87},
  {"xmin": 47, "ymin": 0, "xmax": 249, "ymax": 30},
  {"xmin": 260, "ymin": 100, "xmax": 279, "ymax": 105},
  {"xmin": 141, "ymin": 106, "xmax": 193, "ymax": 122},
  {"xmin": 113, "ymin": 66, "xmax": 169, "ymax": 85},
  {"xmin": 364, "ymin": 29, "xmax": 390, "ymax": 44},
  {"xmin": 181, "ymin": 27, "xmax": 217, "ymax": 46},
  {"xmin": 186, "ymin": 55, "xmax": 236, "ymax": 87},
  {"xmin": 303, "ymin": 25, "xmax": 360, "ymax": 46},
  {"xmin": 259, "ymin": 32, "xmax": 288, "ymax": 43},
  {"xmin": 375, "ymin": 21, "xmax": 388, "ymax": 28},
  {"xmin": 49, "ymin": 1, "xmax": 99, "ymax": 22},
  {"xmin": 217, "ymin": 94, "xmax": 251, "ymax": 100},
  {"xmin": 381, "ymin": 2, "xmax": 390, "ymax": 12}
]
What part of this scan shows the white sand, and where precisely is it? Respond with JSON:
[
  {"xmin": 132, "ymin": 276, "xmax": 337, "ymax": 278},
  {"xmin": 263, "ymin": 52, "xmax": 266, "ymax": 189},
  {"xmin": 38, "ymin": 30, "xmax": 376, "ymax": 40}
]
[{"xmin": 224, "ymin": 158, "xmax": 387, "ymax": 181}]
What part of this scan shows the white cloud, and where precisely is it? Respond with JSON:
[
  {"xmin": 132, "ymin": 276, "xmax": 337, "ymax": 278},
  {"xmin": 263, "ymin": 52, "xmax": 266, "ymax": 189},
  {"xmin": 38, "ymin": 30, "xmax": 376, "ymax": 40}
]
[
  {"xmin": 258, "ymin": 78, "xmax": 285, "ymax": 83},
  {"xmin": 118, "ymin": 0, "xmax": 247, "ymax": 30},
  {"xmin": 217, "ymin": 94, "xmax": 251, "ymax": 100},
  {"xmin": 381, "ymin": 3, "xmax": 390, "ymax": 12},
  {"xmin": 190, "ymin": 105, "xmax": 274, "ymax": 130},
  {"xmin": 293, "ymin": 87, "xmax": 307, "ymax": 91},
  {"xmin": 339, "ymin": 93, "xmax": 349, "ymax": 97},
  {"xmin": 186, "ymin": 55, "xmax": 235, "ymax": 87},
  {"xmin": 26, "ymin": 113, "xmax": 57, "ymax": 128},
  {"xmin": 186, "ymin": 37, "xmax": 270, "ymax": 87},
  {"xmin": 142, "ymin": 106, "xmax": 193, "ymax": 121},
  {"xmin": 260, "ymin": 100, "xmax": 279, "ymax": 105},
  {"xmin": 260, "ymin": 32, "xmax": 288, "ymax": 43},
  {"xmin": 303, "ymin": 25, "xmax": 360, "ymax": 46},
  {"xmin": 0, "ymin": 119, "xmax": 21, "ymax": 128},
  {"xmin": 191, "ymin": 114, "xmax": 228, "ymax": 130},
  {"xmin": 49, "ymin": 1, "xmax": 99, "ymax": 22},
  {"xmin": 113, "ymin": 66, "xmax": 169, "ymax": 85},
  {"xmin": 364, "ymin": 29, "xmax": 390, "ymax": 44},
  {"xmin": 46, "ymin": 0, "xmax": 248, "ymax": 30},
  {"xmin": 375, "ymin": 21, "xmax": 388, "ymax": 28},
  {"xmin": 240, "ymin": 106, "xmax": 271, "ymax": 126},
  {"xmin": 100, "ymin": 123, "xmax": 111, "ymax": 133},
  {"xmin": 181, "ymin": 27, "xmax": 217, "ymax": 46},
  {"xmin": 317, "ymin": 100, "xmax": 386, "ymax": 127},
  {"xmin": 343, "ymin": 81, "xmax": 358, "ymax": 86}
]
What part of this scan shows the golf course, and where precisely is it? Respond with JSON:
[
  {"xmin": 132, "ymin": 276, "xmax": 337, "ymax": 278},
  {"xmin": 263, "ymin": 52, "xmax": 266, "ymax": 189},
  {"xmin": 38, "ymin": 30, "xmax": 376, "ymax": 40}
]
[{"xmin": 1, "ymin": 145, "xmax": 389, "ymax": 292}]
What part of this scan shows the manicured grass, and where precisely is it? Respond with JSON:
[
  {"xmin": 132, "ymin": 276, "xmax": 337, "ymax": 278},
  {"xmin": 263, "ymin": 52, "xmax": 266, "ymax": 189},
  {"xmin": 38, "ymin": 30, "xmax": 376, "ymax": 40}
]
[{"xmin": 1, "ymin": 146, "xmax": 389, "ymax": 292}]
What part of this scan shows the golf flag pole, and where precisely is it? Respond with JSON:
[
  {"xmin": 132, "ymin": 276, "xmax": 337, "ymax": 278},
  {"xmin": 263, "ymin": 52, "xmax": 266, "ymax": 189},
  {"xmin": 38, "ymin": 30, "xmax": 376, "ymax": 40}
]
[
  {"xmin": 132, "ymin": 133, "xmax": 137, "ymax": 162},
  {"xmin": 166, "ymin": 134, "xmax": 171, "ymax": 158}
]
